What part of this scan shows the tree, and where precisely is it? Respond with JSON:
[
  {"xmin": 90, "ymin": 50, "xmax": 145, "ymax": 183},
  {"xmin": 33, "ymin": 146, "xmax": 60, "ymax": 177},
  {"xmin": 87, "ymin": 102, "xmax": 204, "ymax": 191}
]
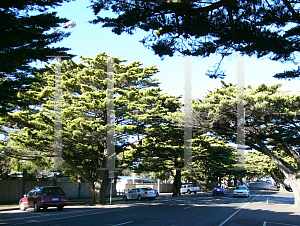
[
  {"xmin": 2, "ymin": 53, "xmax": 181, "ymax": 204},
  {"xmin": 127, "ymin": 115, "xmax": 185, "ymax": 196},
  {"xmin": 89, "ymin": 0, "xmax": 300, "ymax": 79},
  {"xmin": 128, "ymin": 112, "xmax": 237, "ymax": 195},
  {"xmin": 193, "ymin": 82, "xmax": 300, "ymax": 205},
  {"xmin": 187, "ymin": 135, "xmax": 237, "ymax": 190},
  {"xmin": 245, "ymin": 150, "xmax": 289, "ymax": 188},
  {"xmin": 0, "ymin": 0, "xmax": 73, "ymax": 115}
]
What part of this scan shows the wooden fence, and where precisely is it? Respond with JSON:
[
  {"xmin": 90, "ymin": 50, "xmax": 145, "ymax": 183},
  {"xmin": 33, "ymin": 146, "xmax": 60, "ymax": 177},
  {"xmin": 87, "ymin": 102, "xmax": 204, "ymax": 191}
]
[{"xmin": 0, "ymin": 180, "xmax": 92, "ymax": 203}]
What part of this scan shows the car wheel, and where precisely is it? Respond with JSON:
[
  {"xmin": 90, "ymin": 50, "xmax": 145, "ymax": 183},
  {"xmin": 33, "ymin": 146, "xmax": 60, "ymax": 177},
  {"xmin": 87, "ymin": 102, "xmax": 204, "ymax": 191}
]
[
  {"xmin": 187, "ymin": 190, "xmax": 191, "ymax": 194},
  {"xmin": 34, "ymin": 202, "xmax": 40, "ymax": 212},
  {"xmin": 123, "ymin": 196, "xmax": 128, "ymax": 201},
  {"xmin": 20, "ymin": 202, "xmax": 26, "ymax": 211},
  {"xmin": 43, "ymin": 207, "xmax": 48, "ymax": 210},
  {"xmin": 57, "ymin": 206, "xmax": 63, "ymax": 211},
  {"xmin": 213, "ymin": 193, "xmax": 215, "ymax": 196},
  {"xmin": 194, "ymin": 191, "xmax": 197, "ymax": 194},
  {"xmin": 138, "ymin": 195, "xmax": 142, "ymax": 201}
]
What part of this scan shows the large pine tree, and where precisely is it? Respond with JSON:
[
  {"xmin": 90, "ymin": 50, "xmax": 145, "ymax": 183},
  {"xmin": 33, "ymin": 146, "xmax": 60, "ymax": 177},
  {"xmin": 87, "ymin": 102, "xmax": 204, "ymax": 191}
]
[
  {"xmin": 4, "ymin": 53, "xmax": 182, "ymax": 204},
  {"xmin": 0, "ymin": 0, "xmax": 73, "ymax": 115}
]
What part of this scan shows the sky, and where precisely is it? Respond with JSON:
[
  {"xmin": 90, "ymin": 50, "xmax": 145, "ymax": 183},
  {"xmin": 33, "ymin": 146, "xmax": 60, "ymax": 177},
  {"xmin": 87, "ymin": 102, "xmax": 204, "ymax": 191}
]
[{"xmin": 43, "ymin": 0, "xmax": 300, "ymax": 100}]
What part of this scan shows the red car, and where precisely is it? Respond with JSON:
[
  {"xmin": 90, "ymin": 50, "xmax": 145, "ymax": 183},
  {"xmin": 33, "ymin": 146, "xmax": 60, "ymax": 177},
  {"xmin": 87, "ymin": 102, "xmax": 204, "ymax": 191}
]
[{"xmin": 19, "ymin": 186, "xmax": 67, "ymax": 211}]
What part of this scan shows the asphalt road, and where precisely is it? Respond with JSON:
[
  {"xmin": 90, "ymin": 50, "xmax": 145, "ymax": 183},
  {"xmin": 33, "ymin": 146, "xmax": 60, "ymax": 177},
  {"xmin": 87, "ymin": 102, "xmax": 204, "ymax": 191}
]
[{"xmin": 1, "ymin": 182, "xmax": 299, "ymax": 226}]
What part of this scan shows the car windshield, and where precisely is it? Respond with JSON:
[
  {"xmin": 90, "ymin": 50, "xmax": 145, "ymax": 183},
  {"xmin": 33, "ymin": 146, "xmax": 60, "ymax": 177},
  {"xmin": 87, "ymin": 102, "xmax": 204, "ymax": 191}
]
[
  {"xmin": 236, "ymin": 186, "xmax": 247, "ymax": 190},
  {"xmin": 43, "ymin": 187, "xmax": 65, "ymax": 195}
]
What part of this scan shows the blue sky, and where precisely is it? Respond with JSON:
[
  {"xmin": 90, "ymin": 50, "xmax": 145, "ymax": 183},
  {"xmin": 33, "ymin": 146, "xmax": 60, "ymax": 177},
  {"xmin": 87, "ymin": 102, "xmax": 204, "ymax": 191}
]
[{"xmin": 47, "ymin": 0, "xmax": 299, "ymax": 99}]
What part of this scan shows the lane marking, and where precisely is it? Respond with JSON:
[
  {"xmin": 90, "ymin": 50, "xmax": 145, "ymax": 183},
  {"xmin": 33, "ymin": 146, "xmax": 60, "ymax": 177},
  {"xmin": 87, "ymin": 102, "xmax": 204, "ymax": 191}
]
[
  {"xmin": 0, "ymin": 208, "xmax": 104, "ymax": 221},
  {"xmin": 12, "ymin": 209, "xmax": 120, "ymax": 225},
  {"xmin": 113, "ymin": 221, "xmax": 133, "ymax": 226},
  {"xmin": 183, "ymin": 206, "xmax": 194, "ymax": 210},
  {"xmin": 266, "ymin": 222, "xmax": 299, "ymax": 226},
  {"xmin": 218, "ymin": 190, "xmax": 262, "ymax": 226}
]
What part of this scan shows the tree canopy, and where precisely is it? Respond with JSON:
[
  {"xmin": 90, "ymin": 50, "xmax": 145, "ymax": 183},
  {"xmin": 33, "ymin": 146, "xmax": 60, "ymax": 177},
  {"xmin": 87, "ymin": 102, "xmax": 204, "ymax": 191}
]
[
  {"xmin": 0, "ymin": 0, "xmax": 73, "ymax": 115},
  {"xmin": 1, "ymin": 53, "xmax": 182, "ymax": 203},
  {"xmin": 90, "ymin": 0, "xmax": 300, "ymax": 79},
  {"xmin": 193, "ymin": 81, "xmax": 300, "ymax": 205}
]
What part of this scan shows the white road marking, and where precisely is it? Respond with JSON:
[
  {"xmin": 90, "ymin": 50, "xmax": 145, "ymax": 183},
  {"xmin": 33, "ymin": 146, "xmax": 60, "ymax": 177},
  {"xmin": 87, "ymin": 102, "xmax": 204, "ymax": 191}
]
[
  {"xmin": 113, "ymin": 221, "xmax": 133, "ymax": 226},
  {"xmin": 265, "ymin": 222, "xmax": 299, "ymax": 226},
  {"xmin": 218, "ymin": 190, "xmax": 262, "ymax": 226},
  {"xmin": 183, "ymin": 206, "xmax": 194, "ymax": 209},
  {"xmin": 12, "ymin": 209, "xmax": 120, "ymax": 225},
  {"xmin": 263, "ymin": 221, "xmax": 267, "ymax": 226}
]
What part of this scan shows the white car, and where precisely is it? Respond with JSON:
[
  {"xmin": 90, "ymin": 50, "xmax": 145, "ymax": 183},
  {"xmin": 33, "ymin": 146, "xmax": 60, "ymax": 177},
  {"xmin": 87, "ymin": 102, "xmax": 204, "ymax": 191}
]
[
  {"xmin": 233, "ymin": 186, "xmax": 249, "ymax": 198},
  {"xmin": 180, "ymin": 184, "xmax": 200, "ymax": 194},
  {"xmin": 123, "ymin": 187, "xmax": 156, "ymax": 201}
]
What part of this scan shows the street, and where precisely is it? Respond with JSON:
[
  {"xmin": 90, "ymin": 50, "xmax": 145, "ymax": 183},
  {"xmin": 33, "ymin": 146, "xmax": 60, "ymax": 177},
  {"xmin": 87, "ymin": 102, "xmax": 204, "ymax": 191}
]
[{"xmin": 1, "ymin": 182, "xmax": 299, "ymax": 226}]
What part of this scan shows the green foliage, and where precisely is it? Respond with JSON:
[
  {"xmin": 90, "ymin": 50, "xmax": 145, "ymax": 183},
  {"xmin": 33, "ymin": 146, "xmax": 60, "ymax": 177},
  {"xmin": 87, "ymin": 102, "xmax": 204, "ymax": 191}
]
[
  {"xmin": 193, "ymin": 81, "xmax": 300, "ymax": 180},
  {"xmin": 182, "ymin": 135, "xmax": 236, "ymax": 183},
  {"xmin": 90, "ymin": 0, "xmax": 299, "ymax": 79},
  {"xmin": 3, "ymin": 52, "xmax": 182, "ymax": 201},
  {"xmin": 0, "ymin": 0, "xmax": 73, "ymax": 115}
]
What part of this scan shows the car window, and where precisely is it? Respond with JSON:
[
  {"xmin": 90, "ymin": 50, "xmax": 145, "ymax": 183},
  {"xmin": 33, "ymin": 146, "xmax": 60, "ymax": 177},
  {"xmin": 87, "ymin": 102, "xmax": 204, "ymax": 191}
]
[
  {"xmin": 34, "ymin": 189, "xmax": 42, "ymax": 195},
  {"xmin": 141, "ymin": 188, "xmax": 152, "ymax": 191},
  {"xmin": 136, "ymin": 189, "xmax": 140, "ymax": 192},
  {"xmin": 43, "ymin": 187, "xmax": 65, "ymax": 195},
  {"xmin": 28, "ymin": 191, "xmax": 34, "ymax": 197},
  {"xmin": 236, "ymin": 186, "xmax": 247, "ymax": 190}
]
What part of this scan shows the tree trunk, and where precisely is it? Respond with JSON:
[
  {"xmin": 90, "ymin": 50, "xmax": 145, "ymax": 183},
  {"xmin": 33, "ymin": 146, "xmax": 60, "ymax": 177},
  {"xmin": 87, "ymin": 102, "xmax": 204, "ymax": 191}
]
[
  {"xmin": 201, "ymin": 174, "xmax": 208, "ymax": 192},
  {"xmin": 228, "ymin": 175, "xmax": 233, "ymax": 187},
  {"xmin": 64, "ymin": 155, "xmax": 109, "ymax": 204},
  {"xmin": 172, "ymin": 169, "xmax": 181, "ymax": 196},
  {"xmin": 249, "ymin": 132, "xmax": 300, "ymax": 206},
  {"xmin": 233, "ymin": 177, "xmax": 237, "ymax": 186},
  {"xmin": 285, "ymin": 174, "xmax": 300, "ymax": 206}
]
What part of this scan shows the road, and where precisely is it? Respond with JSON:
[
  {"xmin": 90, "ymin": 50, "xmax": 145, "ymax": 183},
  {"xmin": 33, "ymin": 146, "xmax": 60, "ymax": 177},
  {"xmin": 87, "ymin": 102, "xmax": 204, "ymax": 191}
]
[{"xmin": 1, "ymin": 182, "xmax": 299, "ymax": 226}]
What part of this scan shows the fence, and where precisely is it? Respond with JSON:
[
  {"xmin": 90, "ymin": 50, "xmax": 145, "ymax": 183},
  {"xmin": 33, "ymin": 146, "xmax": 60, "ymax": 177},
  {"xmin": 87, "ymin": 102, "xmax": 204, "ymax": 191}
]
[{"xmin": 0, "ymin": 180, "xmax": 92, "ymax": 203}]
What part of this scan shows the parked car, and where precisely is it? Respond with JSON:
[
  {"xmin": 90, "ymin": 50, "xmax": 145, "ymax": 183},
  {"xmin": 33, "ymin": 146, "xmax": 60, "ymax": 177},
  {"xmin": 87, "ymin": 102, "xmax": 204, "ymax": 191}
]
[
  {"xmin": 180, "ymin": 184, "xmax": 200, "ymax": 194},
  {"xmin": 19, "ymin": 186, "xmax": 67, "ymax": 212},
  {"xmin": 213, "ymin": 186, "xmax": 227, "ymax": 196},
  {"xmin": 233, "ymin": 186, "xmax": 250, "ymax": 198},
  {"xmin": 285, "ymin": 184, "xmax": 293, "ymax": 192},
  {"xmin": 123, "ymin": 187, "xmax": 156, "ymax": 201}
]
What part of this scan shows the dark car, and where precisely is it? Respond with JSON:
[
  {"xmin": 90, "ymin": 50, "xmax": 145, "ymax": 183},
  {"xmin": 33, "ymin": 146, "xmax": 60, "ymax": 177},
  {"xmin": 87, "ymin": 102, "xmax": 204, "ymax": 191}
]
[
  {"xmin": 213, "ymin": 186, "xmax": 227, "ymax": 196},
  {"xmin": 19, "ymin": 186, "xmax": 67, "ymax": 212},
  {"xmin": 285, "ymin": 184, "xmax": 293, "ymax": 192}
]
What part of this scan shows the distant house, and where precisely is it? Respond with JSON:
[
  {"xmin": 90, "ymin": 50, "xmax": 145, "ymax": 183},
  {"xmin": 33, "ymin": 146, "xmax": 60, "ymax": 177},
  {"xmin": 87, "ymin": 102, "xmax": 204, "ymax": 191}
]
[{"xmin": 116, "ymin": 176, "xmax": 156, "ymax": 192}]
